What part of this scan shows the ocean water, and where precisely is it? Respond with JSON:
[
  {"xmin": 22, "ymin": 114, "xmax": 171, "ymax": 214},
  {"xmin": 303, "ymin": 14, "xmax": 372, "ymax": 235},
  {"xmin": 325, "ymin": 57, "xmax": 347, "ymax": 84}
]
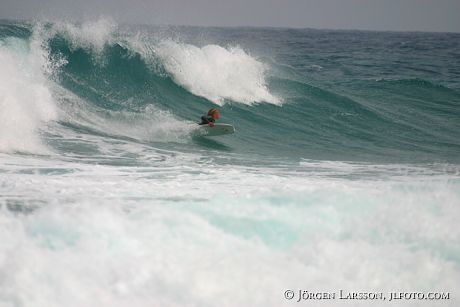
[{"xmin": 0, "ymin": 18, "xmax": 460, "ymax": 307}]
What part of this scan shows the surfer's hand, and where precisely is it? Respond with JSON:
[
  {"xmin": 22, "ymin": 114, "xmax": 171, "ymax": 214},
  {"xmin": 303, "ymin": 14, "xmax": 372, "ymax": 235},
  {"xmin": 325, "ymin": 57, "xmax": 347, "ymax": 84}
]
[{"xmin": 209, "ymin": 122, "xmax": 215, "ymax": 127}]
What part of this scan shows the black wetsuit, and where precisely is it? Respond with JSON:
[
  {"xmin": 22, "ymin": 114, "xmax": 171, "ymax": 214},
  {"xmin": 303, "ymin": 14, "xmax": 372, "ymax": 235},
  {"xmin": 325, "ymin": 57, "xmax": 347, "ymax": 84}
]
[{"xmin": 199, "ymin": 115, "xmax": 215, "ymax": 125}]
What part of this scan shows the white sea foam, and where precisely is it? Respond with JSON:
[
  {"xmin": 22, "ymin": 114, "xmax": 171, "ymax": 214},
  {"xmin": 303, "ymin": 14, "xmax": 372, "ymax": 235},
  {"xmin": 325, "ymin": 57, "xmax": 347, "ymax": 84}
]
[
  {"xmin": 154, "ymin": 41, "xmax": 282, "ymax": 106},
  {"xmin": 0, "ymin": 155, "xmax": 459, "ymax": 307},
  {"xmin": 0, "ymin": 36, "xmax": 58, "ymax": 154},
  {"xmin": 55, "ymin": 88, "xmax": 196, "ymax": 144}
]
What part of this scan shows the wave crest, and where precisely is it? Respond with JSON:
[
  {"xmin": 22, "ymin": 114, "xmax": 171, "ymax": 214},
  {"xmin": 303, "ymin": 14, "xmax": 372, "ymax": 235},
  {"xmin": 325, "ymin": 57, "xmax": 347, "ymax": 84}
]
[
  {"xmin": 154, "ymin": 41, "xmax": 282, "ymax": 106},
  {"xmin": 0, "ymin": 33, "xmax": 58, "ymax": 154}
]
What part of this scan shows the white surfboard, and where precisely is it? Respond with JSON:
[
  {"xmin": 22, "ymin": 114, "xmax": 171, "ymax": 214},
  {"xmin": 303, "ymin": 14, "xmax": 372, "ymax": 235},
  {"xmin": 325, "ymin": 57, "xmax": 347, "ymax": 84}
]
[{"xmin": 198, "ymin": 123, "xmax": 235, "ymax": 136}]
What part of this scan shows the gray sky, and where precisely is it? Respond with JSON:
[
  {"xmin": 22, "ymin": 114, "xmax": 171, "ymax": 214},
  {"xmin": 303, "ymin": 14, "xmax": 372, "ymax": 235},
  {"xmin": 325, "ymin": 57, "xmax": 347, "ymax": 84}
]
[{"xmin": 1, "ymin": 0, "xmax": 460, "ymax": 33}]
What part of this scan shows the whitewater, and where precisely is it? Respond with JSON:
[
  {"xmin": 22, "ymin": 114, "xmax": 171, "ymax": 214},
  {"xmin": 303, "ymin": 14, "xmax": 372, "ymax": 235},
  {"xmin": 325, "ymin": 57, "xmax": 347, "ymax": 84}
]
[{"xmin": 0, "ymin": 18, "xmax": 459, "ymax": 307}]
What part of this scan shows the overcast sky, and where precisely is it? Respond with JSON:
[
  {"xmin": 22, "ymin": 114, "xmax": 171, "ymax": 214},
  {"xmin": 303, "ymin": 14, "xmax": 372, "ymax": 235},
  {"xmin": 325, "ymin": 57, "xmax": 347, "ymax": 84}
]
[{"xmin": 1, "ymin": 0, "xmax": 460, "ymax": 33}]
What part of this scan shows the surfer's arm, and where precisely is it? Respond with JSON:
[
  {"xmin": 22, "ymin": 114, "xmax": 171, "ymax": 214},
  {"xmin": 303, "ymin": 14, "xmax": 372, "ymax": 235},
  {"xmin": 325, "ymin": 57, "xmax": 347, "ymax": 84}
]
[
  {"xmin": 208, "ymin": 117, "xmax": 215, "ymax": 127},
  {"xmin": 200, "ymin": 115, "xmax": 215, "ymax": 126},
  {"xmin": 199, "ymin": 115, "xmax": 209, "ymax": 125}
]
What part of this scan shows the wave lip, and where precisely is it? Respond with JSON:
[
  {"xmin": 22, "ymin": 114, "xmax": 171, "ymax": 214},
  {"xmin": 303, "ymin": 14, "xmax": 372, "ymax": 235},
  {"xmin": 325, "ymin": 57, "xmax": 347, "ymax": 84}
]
[
  {"xmin": 155, "ymin": 41, "xmax": 282, "ymax": 106},
  {"xmin": 0, "ymin": 33, "xmax": 58, "ymax": 154}
]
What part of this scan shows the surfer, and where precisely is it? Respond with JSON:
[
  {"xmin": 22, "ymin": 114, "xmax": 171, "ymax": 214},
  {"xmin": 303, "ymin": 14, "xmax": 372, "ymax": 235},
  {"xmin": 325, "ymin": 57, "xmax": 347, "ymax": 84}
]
[{"xmin": 199, "ymin": 108, "xmax": 220, "ymax": 127}]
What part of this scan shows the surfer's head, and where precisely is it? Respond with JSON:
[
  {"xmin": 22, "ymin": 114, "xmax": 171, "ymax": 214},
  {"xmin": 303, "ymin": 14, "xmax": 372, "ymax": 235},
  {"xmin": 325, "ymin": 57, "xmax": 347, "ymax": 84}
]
[{"xmin": 208, "ymin": 108, "xmax": 220, "ymax": 120}]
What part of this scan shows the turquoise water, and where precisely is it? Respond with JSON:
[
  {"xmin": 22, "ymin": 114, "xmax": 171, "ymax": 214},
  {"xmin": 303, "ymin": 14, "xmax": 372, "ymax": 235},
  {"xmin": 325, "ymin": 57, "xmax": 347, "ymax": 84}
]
[{"xmin": 0, "ymin": 19, "xmax": 459, "ymax": 307}]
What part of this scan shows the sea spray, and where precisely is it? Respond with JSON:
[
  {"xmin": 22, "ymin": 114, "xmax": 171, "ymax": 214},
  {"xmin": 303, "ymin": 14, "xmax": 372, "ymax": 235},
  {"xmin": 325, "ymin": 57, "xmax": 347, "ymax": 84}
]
[{"xmin": 0, "ymin": 34, "xmax": 58, "ymax": 153}]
